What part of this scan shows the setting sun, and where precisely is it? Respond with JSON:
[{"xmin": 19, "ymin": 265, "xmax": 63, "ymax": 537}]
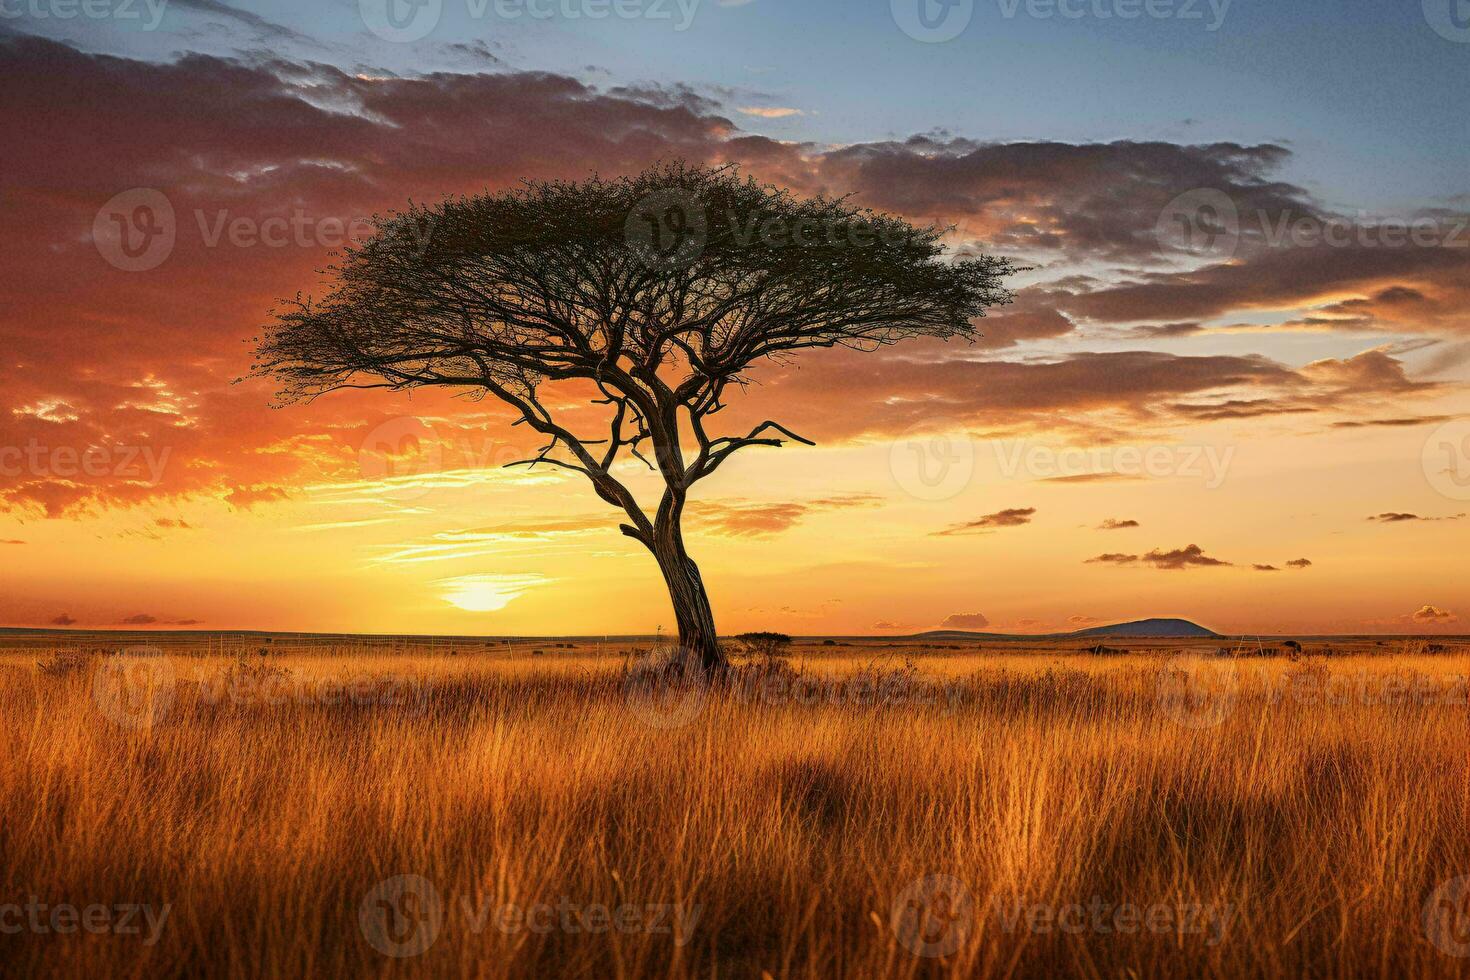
[{"xmin": 439, "ymin": 574, "xmax": 550, "ymax": 613}]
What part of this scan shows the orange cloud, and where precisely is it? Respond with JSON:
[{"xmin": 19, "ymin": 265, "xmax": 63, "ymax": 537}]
[
  {"xmin": 1088, "ymin": 544, "xmax": 1232, "ymax": 570},
  {"xmin": 689, "ymin": 495, "xmax": 881, "ymax": 537},
  {"xmin": 1412, "ymin": 605, "xmax": 1457, "ymax": 624},
  {"xmin": 0, "ymin": 34, "xmax": 1458, "ymax": 526},
  {"xmin": 935, "ymin": 507, "xmax": 1036, "ymax": 535}
]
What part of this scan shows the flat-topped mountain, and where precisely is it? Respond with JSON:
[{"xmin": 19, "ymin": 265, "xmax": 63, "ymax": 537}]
[{"xmin": 912, "ymin": 617, "xmax": 1220, "ymax": 641}]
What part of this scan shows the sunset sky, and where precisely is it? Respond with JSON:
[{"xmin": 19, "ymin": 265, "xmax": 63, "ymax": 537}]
[{"xmin": 2, "ymin": 1, "xmax": 1468, "ymax": 636}]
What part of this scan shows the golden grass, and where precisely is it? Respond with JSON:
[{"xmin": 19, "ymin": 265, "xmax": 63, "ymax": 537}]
[{"xmin": 1, "ymin": 640, "xmax": 1468, "ymax": 978}]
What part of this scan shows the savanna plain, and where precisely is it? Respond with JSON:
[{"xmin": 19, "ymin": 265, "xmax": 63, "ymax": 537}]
[{"xmin": 2, "ymin": 633, "xmax": 1468, "ymax": 979}]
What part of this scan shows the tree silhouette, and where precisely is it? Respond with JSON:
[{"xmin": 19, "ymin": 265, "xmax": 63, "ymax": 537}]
[{"xmin": 252, "ymin": 163, "xmax": 1015, "ymax": 674}]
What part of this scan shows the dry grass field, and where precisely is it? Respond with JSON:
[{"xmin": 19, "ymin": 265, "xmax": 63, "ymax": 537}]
[{"xmin": 1, "ymin": 634, "xmax": 1468, "ymax": 978}]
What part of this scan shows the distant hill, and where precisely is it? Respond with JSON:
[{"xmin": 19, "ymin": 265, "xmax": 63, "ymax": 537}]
[
  {"xmin": 1072, "ymin": 618, "xmax": 1219, "ymax": 638},
  {"xmin": 911, "ymin": 617, "xmax": 1220, "ymax": 641}
]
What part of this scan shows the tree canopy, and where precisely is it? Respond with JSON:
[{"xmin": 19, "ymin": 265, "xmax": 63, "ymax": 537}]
[{"xmin": 253, "ymin": 162, "xmax": 1016, "ymax": 670}]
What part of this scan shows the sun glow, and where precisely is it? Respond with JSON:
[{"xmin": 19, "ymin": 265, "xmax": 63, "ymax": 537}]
[{"xmin": 438, "ymin": 574, "xmax": 550, "ymax": 612}]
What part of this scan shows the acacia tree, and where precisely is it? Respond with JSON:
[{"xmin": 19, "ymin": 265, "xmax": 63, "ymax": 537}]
[{"xmin": 253, "ymin": 163, "xmax": 1014, "ymax": 675}]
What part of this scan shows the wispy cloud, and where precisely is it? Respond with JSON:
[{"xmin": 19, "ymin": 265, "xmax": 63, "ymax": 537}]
[
  {"xmin": 935, "ymin": 507, "xmax": 1036, "ymax": 536},
  {"xmin": 737, "ymin": 106, "xmax": 804, "ymax": 118},
  {"xmin": 1087, "ymin": 544, "xmax": 1231, "ymax": 570},
  {"xmin": 689, "ymin": 495, "xmax": 880, "ymax": 537}
]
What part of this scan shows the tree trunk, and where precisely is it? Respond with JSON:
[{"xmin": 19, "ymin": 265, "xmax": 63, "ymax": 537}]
[{"xmin": 651, "ymin": 520, "xmax": 727, "ymax": 677}]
